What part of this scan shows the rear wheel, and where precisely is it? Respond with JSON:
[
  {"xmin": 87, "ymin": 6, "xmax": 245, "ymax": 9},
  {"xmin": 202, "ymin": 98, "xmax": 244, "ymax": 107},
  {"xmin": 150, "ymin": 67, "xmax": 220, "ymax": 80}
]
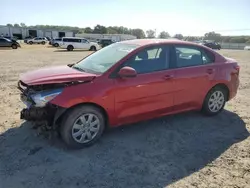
[
  {"xmin": 41, "ymin": 41, "xmax": 45, "ymax": 45},
  {"xmin": 54, "ymin": 43, "xmax": 59, "ymax": 47},
  {"xmin": 202, "ymin": 86, "xmax": 228, "ymax": 116},
  {"xmin": 89, "ymin": 46, "xmax": 96, "ymax": 51},
  {"xmin": 60, "ymin": 105, "xmax": 105, "ymax": 149},
  {"xmin": 11, "ymin": 44, "xmax": 17, "ymax": 49},
  {"xmin": 67, "ymin": 45, "xmax": 74, "ymax": 51}
]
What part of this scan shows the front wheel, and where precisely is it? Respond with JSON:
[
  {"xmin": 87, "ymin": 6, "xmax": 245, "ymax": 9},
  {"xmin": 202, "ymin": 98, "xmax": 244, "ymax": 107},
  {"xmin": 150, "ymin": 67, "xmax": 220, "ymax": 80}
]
[
  {"xmin": 29, "ymin": 41, "xmax": 33, "ymax": 45},
  {"xmin": 60, "ymin": 105, "xmax": 105, "ymax": 149},
  {"xmin": 202, "ymin": 86, "xmax": 228, "ymax": 116},
  {"xmin": 11, "ymin": 44, "xmax": 17, "ymax": 49},
  {"xmin": 89, "ymin": 46, "xmax": 96, "ymax": 51},
  {"xmin": 41, "ymin": 41, "xmax": 45, "ymax": 45},
  {"xmin": 67, "ymin": 45, "xmax": 73, "ymax": 51},
  {"xmin": 54, "ymin": 43, "xmax": 59, "ymax": 47}
]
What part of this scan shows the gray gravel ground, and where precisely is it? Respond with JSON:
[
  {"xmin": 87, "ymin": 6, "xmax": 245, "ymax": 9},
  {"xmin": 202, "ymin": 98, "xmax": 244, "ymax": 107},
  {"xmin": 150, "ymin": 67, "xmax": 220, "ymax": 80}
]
[{"xmin": 0, "ymin": 46, "xmax": 249, "ymax": 188}]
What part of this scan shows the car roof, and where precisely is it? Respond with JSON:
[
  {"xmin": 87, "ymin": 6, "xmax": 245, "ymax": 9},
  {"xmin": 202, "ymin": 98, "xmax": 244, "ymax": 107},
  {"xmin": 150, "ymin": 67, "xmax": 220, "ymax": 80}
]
[{"xmin": 119, "ymin": 39, "xmax": 205, "ymax": 47}]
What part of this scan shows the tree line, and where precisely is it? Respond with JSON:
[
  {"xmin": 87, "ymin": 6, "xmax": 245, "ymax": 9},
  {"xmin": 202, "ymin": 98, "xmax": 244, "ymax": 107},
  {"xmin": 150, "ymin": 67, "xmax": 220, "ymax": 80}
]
[{"xmin": 6, "ymin": 23, "xmax": 250, "ymax": 43}]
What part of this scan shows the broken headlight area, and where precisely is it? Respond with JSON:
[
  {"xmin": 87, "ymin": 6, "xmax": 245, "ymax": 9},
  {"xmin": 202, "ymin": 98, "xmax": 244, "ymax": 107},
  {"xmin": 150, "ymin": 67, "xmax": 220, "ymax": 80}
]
[
  {"xmin": 30, "ymin": 88, "xmax": 63, "ymax": 107},
  {"xmin": 18, "ymin": 81, "xmax": 64, "ymax": 122}
]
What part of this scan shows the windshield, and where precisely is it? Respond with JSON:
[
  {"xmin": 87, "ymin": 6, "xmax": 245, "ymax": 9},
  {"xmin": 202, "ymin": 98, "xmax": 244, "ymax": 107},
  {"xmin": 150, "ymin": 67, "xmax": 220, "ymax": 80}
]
[{"xmin": 73, "ymin": 43, "xmax": 139, "ymax": 74}]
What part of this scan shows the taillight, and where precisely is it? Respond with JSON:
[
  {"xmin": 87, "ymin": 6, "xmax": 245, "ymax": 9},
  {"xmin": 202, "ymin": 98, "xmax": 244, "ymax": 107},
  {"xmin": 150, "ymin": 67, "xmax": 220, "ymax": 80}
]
[
  {"xmin": 234, "ymin": 65, "xmax": 240, "ymax": 72},
  {"xmin": 233, "ymin": 64, "xmax": 240, "ymax": 75}
]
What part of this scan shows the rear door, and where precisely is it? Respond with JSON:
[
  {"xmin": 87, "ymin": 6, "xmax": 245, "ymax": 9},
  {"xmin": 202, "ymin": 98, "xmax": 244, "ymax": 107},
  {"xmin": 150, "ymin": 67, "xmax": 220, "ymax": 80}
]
[
  {"xmin": 114, "ymin": 45, "xmax": 176, "ymax": 124},
  {"xmin": 172, "ymin": 45, "xmax": 216, "ymax": 110}
]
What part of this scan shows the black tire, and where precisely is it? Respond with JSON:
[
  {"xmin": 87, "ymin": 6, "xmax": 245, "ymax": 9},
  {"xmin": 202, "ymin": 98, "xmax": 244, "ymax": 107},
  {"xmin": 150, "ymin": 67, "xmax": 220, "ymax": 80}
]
[
  {"xmin": 11, "ymin": 44, "xmax": 17, "ymax": 49},
  {"xmin": 67, "ymin": 45, "xmax": 73, "ymax": 51},
  {"xmin": 41, "ymin": 41, "xmax": 45, "ymax": 45},
  {"xmin": 60, "ymin": 105, "xmax": 105, "ymax": 149},
  {"xmin": 54, "ymin": 43, "xmax": 59, "ymax": 47},
  {"xmin": 202, "ymin": 86, "xmax": 228, "ymax": 116},
  {"xmin": 29, "ymin": 41, "xmax": 33, "ymax": 45},
  {"xmin": 90, "ymin": 46, "xmax": 96, "ymax": 51}
]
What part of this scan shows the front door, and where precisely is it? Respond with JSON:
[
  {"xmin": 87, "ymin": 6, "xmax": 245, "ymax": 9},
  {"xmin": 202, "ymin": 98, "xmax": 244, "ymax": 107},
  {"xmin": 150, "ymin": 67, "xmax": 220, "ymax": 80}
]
[
  {"xmin": 114, "ymin": 45, "xmax": 176, "ymax": 125},
  {"xmin": 0, "ymin": 38, "xmax": 9, "ymax": 47},
  {"xmin": 172, "ymin": 45, "xmax": 217, "ymax": 110},
  {"xmin": 80, "ymin": 39, "xmax": 90, "ymax": 50}
]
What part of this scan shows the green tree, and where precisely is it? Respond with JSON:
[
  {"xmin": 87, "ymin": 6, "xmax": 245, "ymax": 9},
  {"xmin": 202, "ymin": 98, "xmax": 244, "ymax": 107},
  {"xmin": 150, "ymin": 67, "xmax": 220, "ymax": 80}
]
[
  {"xmin": 6, "ymin": 23, "xmax": 13, "ymax": 27},
  {"xmin": 131, "ymin": 29, "xmax": 145, "ymax": 39},
  {"xmin": 146, "ymin": 29, "xmax": 156, "ymax": 38},
  {"xmin": 173, "ymin": 34, "xmax": 184, "ymax": 40},
  {"xmin": 184, "ymin": 36, "xmax": 200, "ymax": 41},
  {"xmin": 204, "ymin": 31, "xmax": 221, "ymax": 42},
  {"xmin": 20, "ymin": 23, "xmax": 27, "ymax": 28},
  {"xmin": 107, "ymin": 27, "xmax": 118, "ymax": 34},
  {"xmin": 13, "ymin": 23, "xmax": 20, "ymax": 27},
  {"xmin": 158, "ymin": 31, "xmax": 170, "ymax": 39},
  {"xmin": 93, "ymin": 24, "xmax": 107, "ymax": 34},
  {"xmin": 229, "ymin": 37, "xmax": 246, "ymax": 43},
  {"xmin": 84, "ymin": 27, "xmax": 93, "ymax": 33}
]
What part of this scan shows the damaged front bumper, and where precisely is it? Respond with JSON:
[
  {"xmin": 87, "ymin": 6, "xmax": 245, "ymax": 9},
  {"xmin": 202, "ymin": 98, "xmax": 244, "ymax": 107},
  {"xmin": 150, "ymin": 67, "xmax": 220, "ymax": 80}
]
[
  {"xmin": 20, "ymin": 106, "xmax": 56, "ymax": 121},
  {"xmin": 18, "ymin": 81, "xmax": 66, "ymax": 128}
]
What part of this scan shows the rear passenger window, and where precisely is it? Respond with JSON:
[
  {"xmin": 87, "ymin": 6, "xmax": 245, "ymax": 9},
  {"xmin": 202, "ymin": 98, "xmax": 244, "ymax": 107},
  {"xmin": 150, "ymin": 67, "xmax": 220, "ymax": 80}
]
[
  {"xmin": 202, "ymin": 49, "xmax": 215, "ymax": 64},
  {"xmin": 175, "ymin": 46, "xmax": 214, "ymax": 68},
  {"xmin": 63, "ymin": 38, "xmax": 81, "ymax": 43}
]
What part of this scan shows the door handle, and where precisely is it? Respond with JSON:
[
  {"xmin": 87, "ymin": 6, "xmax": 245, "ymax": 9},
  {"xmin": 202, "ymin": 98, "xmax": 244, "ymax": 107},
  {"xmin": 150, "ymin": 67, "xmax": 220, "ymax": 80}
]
[
  {"xmin": 206, "ymin": 69, "xmax": 215, "ymax": 74},
  {"xmin": 163, "ymin": 75, "xmax": 174, "ymax": 80}
]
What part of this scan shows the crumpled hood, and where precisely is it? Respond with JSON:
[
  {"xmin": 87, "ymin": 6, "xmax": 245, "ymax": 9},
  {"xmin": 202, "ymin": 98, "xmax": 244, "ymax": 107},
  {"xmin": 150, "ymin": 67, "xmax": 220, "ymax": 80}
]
[{"xmin": 20, "ymin": 65, "xmax": 96, "ymax": 85}]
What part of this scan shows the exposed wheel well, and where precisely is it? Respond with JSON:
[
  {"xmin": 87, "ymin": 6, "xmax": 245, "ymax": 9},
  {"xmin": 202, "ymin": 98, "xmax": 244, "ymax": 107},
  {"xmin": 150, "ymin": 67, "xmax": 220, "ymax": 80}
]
[
  {"xmin": 55, "ymin": 102, "xmax": 109, "ymax": 129},
  {"xmin": 210, "ymin": 83, "xmax": 230, "ymax": 101}
]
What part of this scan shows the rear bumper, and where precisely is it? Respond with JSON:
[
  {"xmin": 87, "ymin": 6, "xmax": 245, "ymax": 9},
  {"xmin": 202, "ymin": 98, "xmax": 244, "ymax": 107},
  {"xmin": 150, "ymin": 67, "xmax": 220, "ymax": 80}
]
[{"xmin": 229, "ymin": 76, "xmax": 239, "ymax": 100}]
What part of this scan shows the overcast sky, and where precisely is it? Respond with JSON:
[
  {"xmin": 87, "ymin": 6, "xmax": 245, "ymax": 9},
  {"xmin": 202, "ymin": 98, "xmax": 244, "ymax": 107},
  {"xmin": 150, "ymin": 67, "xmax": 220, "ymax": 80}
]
[{"xmin": 0, "ymin": 0, "xmax": 249, "ymax": 36}]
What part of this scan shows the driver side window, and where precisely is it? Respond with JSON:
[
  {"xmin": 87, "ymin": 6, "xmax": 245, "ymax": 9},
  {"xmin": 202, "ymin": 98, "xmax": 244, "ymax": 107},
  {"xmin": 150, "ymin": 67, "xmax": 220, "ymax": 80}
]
[{"xmin": 124, "ymin": 46, "xmax": 169, "ymax": 74}]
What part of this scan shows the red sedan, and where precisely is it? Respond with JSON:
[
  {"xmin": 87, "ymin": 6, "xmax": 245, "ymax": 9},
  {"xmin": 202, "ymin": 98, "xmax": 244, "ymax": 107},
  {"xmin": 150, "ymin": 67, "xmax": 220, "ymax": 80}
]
[{"xmin": 18, "ymin": 39, "xmax": 240, "ymax": 148}]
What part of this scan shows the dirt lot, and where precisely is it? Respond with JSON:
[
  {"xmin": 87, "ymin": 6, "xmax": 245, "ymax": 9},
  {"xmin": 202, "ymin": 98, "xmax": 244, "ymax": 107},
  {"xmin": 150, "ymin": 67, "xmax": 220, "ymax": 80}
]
[{"xmin": 0, "ymin": 45, "xmax": 250, "ymax": 188}]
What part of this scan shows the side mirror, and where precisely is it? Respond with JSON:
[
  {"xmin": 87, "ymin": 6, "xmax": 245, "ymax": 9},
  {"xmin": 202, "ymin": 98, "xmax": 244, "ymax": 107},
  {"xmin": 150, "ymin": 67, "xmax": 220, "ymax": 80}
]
[{"xmin": 118, "ymin": 66, "xmax": 137, "ymax": 78}]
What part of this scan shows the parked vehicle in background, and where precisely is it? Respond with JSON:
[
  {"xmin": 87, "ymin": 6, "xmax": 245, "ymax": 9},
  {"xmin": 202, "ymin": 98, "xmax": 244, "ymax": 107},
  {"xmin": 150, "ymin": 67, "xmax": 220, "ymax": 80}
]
[
  {"xmin": 0, "ymin": 37, "xmax": 20, "ymax": 49},
  {"xmin": 51, "ymin": 38, "xmax": 62, "ymax": 47},
  {"xmin": 18, "ymin": 39, "xmax": 240, "ymax": 149},
  {"xmin": 97, "ymin": 39, "xmax": 114, "ymax": 47},
  {"xmin": 60, "ymin": 37, "xmax": 100, "ymax": 51},
  {"xmin": 202, "ymin": 41, "xmax": 221, "ymax": 50},
  {"xmin": 45, "ymin": 37, "xmax": 51, "ymax": 41},
  {"xmin": 244, "ymin": 46, "xmax": 250, "ymax": 50},
  {"xmin": 24, "ymin": 36, "xmax": 34, "ymax": 43},
  {"xmin": 26, "ymin": 37, "xmax": 48, "ymax": 45}
]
